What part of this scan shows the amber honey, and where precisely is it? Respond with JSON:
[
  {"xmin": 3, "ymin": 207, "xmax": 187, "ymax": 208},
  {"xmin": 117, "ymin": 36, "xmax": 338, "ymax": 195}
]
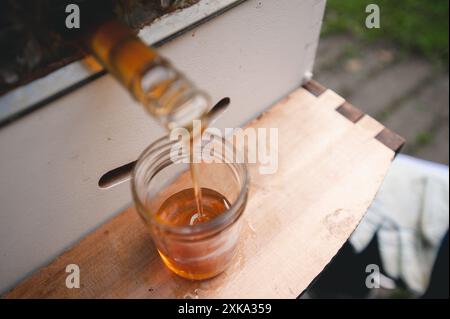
[
  {"xmin": 154, "ymin": 188, "xmax": 236, "ymax": 279},
  {"xmin": 156, "ymin": 188, "xmax": 230, "ymax": 226}
]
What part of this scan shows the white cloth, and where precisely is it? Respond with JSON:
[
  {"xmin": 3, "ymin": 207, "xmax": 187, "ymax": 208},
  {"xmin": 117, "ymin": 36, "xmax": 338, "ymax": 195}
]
[{"xmin": 350, "ymin": 154, "xmax": 449, "ymax": 294}]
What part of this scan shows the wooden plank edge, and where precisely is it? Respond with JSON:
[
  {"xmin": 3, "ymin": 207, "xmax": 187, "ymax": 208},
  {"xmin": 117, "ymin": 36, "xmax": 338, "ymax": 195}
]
[
  {"xmin": 302, "ymin": 80, "xmax": 326, "ymax": 97},
  {"xmin": 336, "ymin": 102, "xmax": 364, "ymax": 123},
  {"xmin": 335, "ymin": 103, "xmax": 405, "ymax": 155},
  {"xmin": 303, "ymin": 80, "xmax": 405, "ymax": 155},
  {"xmin": 375, "ymin": 127, "xmax": 406, "ymax": 155}
]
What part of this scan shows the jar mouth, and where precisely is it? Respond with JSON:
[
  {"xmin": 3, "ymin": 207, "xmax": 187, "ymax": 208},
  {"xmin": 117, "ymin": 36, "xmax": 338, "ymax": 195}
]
[{"xmin": 131, "ymin": 133, "xmax": 249, "ymax": 237}]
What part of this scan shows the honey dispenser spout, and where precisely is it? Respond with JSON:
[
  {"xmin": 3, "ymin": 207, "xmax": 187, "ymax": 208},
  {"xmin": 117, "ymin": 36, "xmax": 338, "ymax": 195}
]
[{"xmin": 87, "ymin": 20, "xmax": 210, "ymax": 130}]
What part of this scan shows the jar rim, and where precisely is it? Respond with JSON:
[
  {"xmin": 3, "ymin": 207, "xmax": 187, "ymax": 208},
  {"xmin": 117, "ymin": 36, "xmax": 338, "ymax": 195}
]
[{"xmin": 131, "ymin": 133, "xmax": 249, "ymax": 237}]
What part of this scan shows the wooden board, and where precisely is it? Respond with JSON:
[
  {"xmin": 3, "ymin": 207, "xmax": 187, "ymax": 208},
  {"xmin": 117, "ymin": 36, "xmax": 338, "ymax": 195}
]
[{"xmin": 3, "ymin": 82, "xmax": 404, "ymax": 299}]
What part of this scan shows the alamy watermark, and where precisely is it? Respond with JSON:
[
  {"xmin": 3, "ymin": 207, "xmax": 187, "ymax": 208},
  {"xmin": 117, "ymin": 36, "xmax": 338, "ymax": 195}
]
[
  {"xmin": 365, "ymin": 4, "xmax": 381, "ymax": 29},
  {"xmin": 65, "ymin": 4, "xmax": 80, "ymax": 29},
  {"xmin": 365, "ymin": 264, "xmax": 381, "ymax": 289},
  {"xmin": 365, "ymin": 263, "xmax": 397, "ymax": 290},
  {"xmin": 169, "ymin": 120, "xmax": 279, "ymax": 175},
  {"xmin": 65, "ymin": 263, "xmax": 80, "ymax": 289}
]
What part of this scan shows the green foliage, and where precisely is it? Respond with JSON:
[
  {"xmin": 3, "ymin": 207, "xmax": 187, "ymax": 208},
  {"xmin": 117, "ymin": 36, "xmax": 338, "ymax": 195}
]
[
  {"xmin": 322, "ymin": 0, "xmax": 449, "ymax": 66},
  {"xmin": 415, "ymin": 131, "xmax": 434, "ymax": 146}
]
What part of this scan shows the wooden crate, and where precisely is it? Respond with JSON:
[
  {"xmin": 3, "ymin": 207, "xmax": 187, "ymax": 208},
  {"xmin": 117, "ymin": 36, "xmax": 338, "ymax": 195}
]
[{"xmin": 3, "ymin": 81, "xmax": 404, "ymax": 299}]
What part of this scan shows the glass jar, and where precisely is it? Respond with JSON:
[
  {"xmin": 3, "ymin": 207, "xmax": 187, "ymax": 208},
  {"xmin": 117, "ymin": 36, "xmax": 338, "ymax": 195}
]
[{"xmin": 131, "ymin": 133, "xmax": 248, "ymax": 280}]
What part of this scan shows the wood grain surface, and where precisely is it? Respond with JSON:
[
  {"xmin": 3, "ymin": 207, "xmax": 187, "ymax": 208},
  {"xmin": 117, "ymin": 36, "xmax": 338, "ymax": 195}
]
[{"xmin": 4, "ymin": 85, "xmax": 400, "ymax": 298}]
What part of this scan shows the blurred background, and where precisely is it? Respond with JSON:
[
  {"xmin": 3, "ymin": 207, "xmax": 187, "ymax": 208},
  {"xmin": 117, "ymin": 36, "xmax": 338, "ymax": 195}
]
[
  {"xmin": 317, "ymin": 0, "xmax": 448, "ymax": 165},
  {"xmin": 305, "ymin": 0, "xmax": 449, "ymax": 299}
]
